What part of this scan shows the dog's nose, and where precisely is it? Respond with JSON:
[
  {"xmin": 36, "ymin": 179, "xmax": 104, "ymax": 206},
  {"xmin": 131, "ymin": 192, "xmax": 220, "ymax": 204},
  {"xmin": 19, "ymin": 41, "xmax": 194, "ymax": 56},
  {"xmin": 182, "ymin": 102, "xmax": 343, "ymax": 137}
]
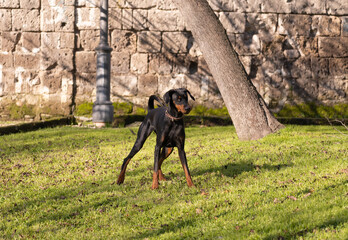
[{"xmin": 185, "ymin": 105, "xmax": 192, "ymax": 113}]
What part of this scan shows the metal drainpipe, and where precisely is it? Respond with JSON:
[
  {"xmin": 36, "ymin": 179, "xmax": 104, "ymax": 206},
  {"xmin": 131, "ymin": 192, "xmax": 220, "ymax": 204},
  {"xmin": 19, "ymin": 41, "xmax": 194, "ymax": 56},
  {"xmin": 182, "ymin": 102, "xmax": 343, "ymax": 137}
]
[{"xmin": 92, "ymin": 0, "xmax": 114, "ymax": 128}]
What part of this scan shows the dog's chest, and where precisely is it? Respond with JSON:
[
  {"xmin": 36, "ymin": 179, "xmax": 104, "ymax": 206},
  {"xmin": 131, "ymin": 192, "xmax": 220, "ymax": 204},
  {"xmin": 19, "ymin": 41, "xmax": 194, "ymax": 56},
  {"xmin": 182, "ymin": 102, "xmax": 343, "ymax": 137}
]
[{"xmin": 160, "ymin": 124, "xmax": 184, "ymax": 147}]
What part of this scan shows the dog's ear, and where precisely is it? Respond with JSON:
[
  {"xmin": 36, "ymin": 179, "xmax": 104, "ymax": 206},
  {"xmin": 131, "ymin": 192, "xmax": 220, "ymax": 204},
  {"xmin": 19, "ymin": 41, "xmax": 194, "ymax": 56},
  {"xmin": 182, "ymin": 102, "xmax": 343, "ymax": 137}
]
[
  {"xmin": 185, "ymin": 89, "xmax": 195, "ymax": 101},
  {"xmin": 163, "ymin": 90, "xmax": 175, "ymax": 105}
]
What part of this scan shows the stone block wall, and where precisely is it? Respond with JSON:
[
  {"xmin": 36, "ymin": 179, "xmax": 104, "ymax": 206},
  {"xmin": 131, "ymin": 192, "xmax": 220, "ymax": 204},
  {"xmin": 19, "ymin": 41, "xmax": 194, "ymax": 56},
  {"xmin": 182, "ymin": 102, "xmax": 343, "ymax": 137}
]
[{"xmin": 0, "ymin": 0, "xmax": 347, "ymax": 119}]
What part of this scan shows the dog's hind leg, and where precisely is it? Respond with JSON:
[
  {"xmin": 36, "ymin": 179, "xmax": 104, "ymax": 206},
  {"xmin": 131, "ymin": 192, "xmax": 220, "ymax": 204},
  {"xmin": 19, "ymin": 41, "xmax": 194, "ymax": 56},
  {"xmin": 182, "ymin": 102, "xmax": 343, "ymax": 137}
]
[
  {"xmin": 158, "ymin": 147, "xmax": 173, "ymax": 181},
  {"xmin": 178, "ymin": 146, "xmax": 194, "ymax": 187},
  {"xmin": 117, "ymin": 122, "xmax": 153, "ymax": 185}
]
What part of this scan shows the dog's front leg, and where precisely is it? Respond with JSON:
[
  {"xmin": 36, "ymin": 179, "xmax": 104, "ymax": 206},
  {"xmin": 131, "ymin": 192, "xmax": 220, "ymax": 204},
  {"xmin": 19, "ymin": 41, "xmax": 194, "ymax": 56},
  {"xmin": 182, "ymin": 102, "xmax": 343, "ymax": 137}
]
[{"xmin": 152, "ymin": 145, "xmax": 161, "ymax": 189}]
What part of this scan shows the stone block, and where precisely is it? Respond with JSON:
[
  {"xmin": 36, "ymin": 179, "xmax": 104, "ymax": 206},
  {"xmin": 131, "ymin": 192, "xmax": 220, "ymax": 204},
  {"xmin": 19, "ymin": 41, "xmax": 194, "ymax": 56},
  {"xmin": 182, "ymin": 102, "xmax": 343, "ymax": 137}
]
[
  {"xmin": 278, "ymin": 14, "xmax": 312, "ymax": 37},
  {"xmin": 292, "ymin": 0, "xmax": 325, "ymax": 14},
  {"xmin": 84, "ymin": 0, "xmax": 98, "ymax": 7},
  {"xmin": 131, "ymin": 53, "xmax": 148, "ymax": 74},
  {"xmin": 292, "ymin": 77, "xmax": 318, "ymax": 101},
  {"xmin": 122, "ymin": 9, "xmax": 133, "ymax": 30},
  {"xmin": 312, "ymin": 16, "xmax": 341, "ymax": 36},
  {"xmin": 111, "ymin": 52, "xmax": 130, "ymax": 74},
  {"xmin": 111, "ymin": 30, "xmax": 137, "ymax": 53},
  {"xmin": 219, "ymin": 12, "xmax": 245, "ymax": 33},
  {"xmin": 319, "ymin": 37, "xmax": 348, "ymax": 57},
  {"xmin": 41, "ymin": 32, "xmax": 74, "ymax": 49},
  {"xmin": 12, "ymin": 9, "xmax": 40, "ymax": 31},
  {"xmin": 111, "ymin": 74, "xmax": 138, "ymax": 97},
  {"xmin": 149, "ymin": 54, "xmax": 172, "ymax": 74},
  {"xmin": 41, "ymin": 49, "xmax": 74, "ymax": 71},
  {"xmin": 158, "ymin": 0, "xmax": 177, "ymax": 10},
  {"xmin": 20, "ymin": 0, "xmax": 40, "ymax": 9},
  {"xmin": 0, "ymin": 9, "xmax": 11, "ymax": 31},
  {"xmin": 14, "ymin": 68, "xmax": 39, "ymax": 94},
  {"xmin": 290, "ymin": 57, "xmax": 312, "ymax": 79},
  {"xmin": 1, "ymin": 32, "xmax": 20, "ymax": 52},
  {"xmin": 326, "ymin": 0, "xmax": 348, "ymax": 15},
  {"xmin": 294, "ymin": 36, "xmax": 318, "ymax": 57},
  {"xmin": 158, "ymin": 74, "xmax": 187, "ymax": 95},
  {"xmin": 261, "ymin": 0, "xmax": 293, "ymax": 13},
  {"xmin": 76, "ymin": 51, "xmax": 96, "ymax": 73},
  {"xmin": 343, "ymin": 17, "xmax": 348, "ymax": 37},
  {"xmin": 148, "ymin": 9, "xmax": 184, "ymax": 31},
  {"xmin": 133, "ymin": 9, "xmax": 148, "ymax": 30},
  {"xmin": 0, "ymin": 0, "xmax": 19, "ymax": 8},
  {"xmin": 0, "ymin": 53, "xmax": 13, "ymax": 68},
  {"xmin": 138, "ymin": 74, "xmax": 158, "ymax": 96},
  {"xmin": 53, "ymin": 6, "xmax": 75, "ymax": 32},
  {"xmin": 234, "ymin": 0, "xmax": 261, "ymax": 12},
  {"xmin": 246, "ymin": 14, "xmax": 277, "ymax": 43},
  {"xmin": 21, "ymin": 32, "xmax": 41, "ymax": 53},
  {"xmin": 61, "ymin": 72, "xmax": 74, "ymax": 102},
  {"xmin": 0, "ymin": 66, "xmax": 3, "ymax": 97},
  {"xmin": 235, "ymin": 34, "xmax": 260, "ymax": 55},
  {"xmin": 40, "ymin": 7, "xmax": 55, "ymax": 32},
  {"xmin": 208, "ymin": 0, "xmax": 234, "ymax": 11},
  {"xmin": 41, "ymin": 0, "xmax": 64, "ymax": 7},
  {"xmin": 185, "ymin": 74, "xmax": 202, "ymax": 100},
  {"xmin": 76, "ymin": 7, "xmax": 99, "ymax": 30},
  {"xmin": 318, "ymin": 77, "xmax": 347, "ymax": 101},
  {"xmin": 138, "ymin": 31, "xmax": 162, "ymax": 53},
  {"xmin": 122, "ymin": 0, "xmax": 156, "ymax": 9},
  {"xmin": 41, "ymin": 32, "xmax": 60, "ymax": 49},
  {"xmin": 80, "ymin": 30, "xmax": 99, "ymax": 51},
  {"xmin": 1, "ymin": 70, "xmax": 15, "ymax": 94},
  {"xmin": 76, "ymin": 72, "xmax": 96, "ymax": 98},
  {"xmin": 311, "ymin": 57, "xmax": 329, "ymax": 79},
  {"xmin": 329, "ymin": 58, "xmax": 348, "ymax": 77},
  {"xmin": 109, "ymin": 8, "xmax": 122, "ymax": 30},
  {"xmin": 59, "ymin": 32, "xmax": 75, "ymax": 49},
  {"xmin": 256, "ymin": 57, "xmax": 284, "ymax": 86},
  {"xmin": 172, "ymin": 54, "xmax": 196, "ymax": 74},
  {"xmin": 163, "ymin": 32, "xmax": 189, "ymax": 53},
  {"xmin": 14, "ymin": 53, "xmax": 40, "ymax": 70},
  {"xmin": 57, "ymin": 49, "xmax": 74, "ymax": 71},
  {"xmin": 284, "ymin": 49, "xmax": 300, "ymax": 59},
  {"xmin": 39, "ymin": 70, "xmax": 62, "ymax": 94}
]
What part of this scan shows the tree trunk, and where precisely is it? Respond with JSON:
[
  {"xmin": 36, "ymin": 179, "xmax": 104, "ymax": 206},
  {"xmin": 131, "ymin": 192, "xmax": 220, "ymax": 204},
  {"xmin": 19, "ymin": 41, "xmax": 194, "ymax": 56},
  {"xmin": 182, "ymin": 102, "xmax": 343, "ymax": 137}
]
[{"xmin": 172, "ymin": 0, "xmax": 284, "ymax": 140}]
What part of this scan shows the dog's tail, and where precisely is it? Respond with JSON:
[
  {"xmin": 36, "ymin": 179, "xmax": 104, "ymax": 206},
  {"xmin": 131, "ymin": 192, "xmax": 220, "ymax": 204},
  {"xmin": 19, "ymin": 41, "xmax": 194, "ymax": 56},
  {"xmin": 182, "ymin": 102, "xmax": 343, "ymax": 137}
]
[{"xmin": 148, "ymin": 95, "xmax": 165, "ymax": 110}]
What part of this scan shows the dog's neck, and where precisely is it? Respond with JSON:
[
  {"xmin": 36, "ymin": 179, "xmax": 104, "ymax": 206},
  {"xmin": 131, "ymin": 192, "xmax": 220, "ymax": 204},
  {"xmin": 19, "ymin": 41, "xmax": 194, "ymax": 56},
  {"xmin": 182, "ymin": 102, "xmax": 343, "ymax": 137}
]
[{"xmin": 165, "ymin": 109, "xmax": 183, "ymax": 121}]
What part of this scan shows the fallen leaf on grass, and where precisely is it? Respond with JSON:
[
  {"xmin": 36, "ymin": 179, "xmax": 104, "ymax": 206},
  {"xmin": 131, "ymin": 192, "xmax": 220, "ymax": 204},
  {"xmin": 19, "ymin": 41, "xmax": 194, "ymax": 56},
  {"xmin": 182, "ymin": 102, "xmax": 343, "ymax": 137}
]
[
  {"xmin": 196, "ymin": 208, "xmax": 203, "ymax": 214},
  {"xmin": 303, "ymin": 193, "xmax": 311, "ymax": 198},
  {"xmin": 288, "ymin": 196, "xmax": 297, "ymax": 201},
  {"xmin": 201, "ymin": 191, "xmax": 209, "ymax": 196}
]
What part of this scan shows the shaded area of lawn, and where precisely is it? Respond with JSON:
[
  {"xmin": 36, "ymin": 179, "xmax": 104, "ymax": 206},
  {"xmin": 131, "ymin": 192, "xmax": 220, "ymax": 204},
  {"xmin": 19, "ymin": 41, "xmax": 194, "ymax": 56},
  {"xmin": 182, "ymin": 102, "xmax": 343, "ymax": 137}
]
[{"xmin": 0, "ymin": 125, "xmax": 347, "ymax": 239}]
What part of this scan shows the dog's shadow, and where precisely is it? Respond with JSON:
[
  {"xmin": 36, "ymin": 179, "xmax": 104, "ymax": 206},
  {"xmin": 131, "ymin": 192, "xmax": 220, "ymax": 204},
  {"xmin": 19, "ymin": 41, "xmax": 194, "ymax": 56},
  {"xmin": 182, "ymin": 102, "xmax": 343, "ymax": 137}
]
[{"xmin": 194, "ymin": 161, "xmax": 292, "ymax": 178}]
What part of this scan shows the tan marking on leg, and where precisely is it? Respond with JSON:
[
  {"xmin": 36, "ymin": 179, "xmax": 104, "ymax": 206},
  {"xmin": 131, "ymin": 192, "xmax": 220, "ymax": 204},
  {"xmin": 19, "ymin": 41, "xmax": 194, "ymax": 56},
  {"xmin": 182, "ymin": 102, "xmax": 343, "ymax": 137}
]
[
  {"xmin": 117, "ymin": 158, "xmax": 131, "ymax": 184},
  {"xmin": 183, "ymin": 165, "xmax": 194, "ymax": 187},
  {"xmin": 152, "ymin": 171, "xmax": 159, "ymax": 189}
]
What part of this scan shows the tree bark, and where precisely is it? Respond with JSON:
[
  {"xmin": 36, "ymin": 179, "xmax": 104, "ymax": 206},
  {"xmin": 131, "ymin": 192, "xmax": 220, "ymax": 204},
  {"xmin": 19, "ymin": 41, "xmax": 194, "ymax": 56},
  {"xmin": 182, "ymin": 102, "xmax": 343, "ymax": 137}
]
[{"xmin": 172, "ymin": 0, "xmax": 284, "ymax": 140}]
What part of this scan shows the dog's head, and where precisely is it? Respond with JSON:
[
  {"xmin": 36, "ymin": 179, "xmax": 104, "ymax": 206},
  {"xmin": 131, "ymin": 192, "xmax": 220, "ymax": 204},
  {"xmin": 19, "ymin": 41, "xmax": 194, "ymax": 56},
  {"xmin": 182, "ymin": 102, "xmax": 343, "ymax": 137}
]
[{"xmin": 163, "ymin": 88, "xmax": 195, "ymax": 115}]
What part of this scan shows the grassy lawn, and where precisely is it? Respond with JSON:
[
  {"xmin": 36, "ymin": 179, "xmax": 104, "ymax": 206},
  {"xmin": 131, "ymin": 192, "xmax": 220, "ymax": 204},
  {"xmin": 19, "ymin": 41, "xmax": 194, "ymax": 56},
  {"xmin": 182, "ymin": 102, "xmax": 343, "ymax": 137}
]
[{"xmin": 0, "ymin": 125, "xmax": 347, "ymax": 239}]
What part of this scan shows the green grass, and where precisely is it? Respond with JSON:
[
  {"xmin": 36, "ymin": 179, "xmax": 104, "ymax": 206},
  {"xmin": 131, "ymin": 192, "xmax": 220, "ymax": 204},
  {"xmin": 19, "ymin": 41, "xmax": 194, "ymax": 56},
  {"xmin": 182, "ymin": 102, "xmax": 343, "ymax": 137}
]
[{"xmin": 0, "ymin": 125, "xmax": 347, "ymax": 239}]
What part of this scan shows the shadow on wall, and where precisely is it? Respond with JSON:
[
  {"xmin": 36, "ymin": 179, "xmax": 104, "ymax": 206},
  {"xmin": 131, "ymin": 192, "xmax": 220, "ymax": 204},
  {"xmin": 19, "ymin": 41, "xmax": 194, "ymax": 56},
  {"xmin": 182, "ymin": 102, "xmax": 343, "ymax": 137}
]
[{"xmin": 0, "ymin": 0, "xmax": 347, "ymax": 119}]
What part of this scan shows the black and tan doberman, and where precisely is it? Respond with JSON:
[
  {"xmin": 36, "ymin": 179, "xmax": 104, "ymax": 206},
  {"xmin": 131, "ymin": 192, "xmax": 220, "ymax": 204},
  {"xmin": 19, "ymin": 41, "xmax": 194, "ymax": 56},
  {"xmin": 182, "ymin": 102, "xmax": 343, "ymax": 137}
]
[{"xmin": 116, "ymin": 88, "xmax": 195, "ymax": 189}]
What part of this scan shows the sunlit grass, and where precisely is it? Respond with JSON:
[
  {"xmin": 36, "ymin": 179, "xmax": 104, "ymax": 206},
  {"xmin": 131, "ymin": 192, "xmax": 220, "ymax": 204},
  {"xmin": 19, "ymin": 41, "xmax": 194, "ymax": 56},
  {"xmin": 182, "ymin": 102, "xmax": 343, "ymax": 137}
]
[{"xmin": 0, "ymin": 125, "xmax": 347, "ymax": 239}]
